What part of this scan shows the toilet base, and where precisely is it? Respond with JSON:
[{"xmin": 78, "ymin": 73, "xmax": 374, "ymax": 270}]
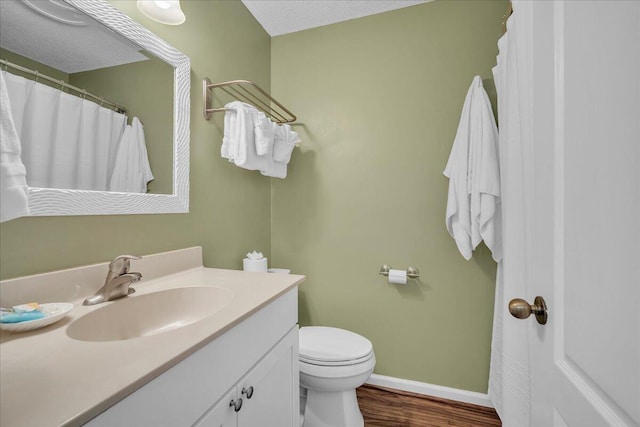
[{"xmin": 302, "ymin": 388, "xmax": 364, "ymax": 427}]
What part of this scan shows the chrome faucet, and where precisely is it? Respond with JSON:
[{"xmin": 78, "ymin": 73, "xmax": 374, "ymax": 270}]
[{"xmin": 83, "ymin": 255, "xmax": 142, "ymax": 306}]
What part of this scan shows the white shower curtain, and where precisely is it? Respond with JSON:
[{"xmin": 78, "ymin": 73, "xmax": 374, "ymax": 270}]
[
  {"xmin": 2, "ymin": 71, "xmax": 127, "ymax": 191},
  {"xmin": 488, "ymin": 2, "xmax": 534, "ymax": 426}
]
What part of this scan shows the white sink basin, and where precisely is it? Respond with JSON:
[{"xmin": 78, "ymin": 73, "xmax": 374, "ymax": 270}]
[{"xmin": 67, "ymin": 286, "xmax": 233, "ymax": 342}]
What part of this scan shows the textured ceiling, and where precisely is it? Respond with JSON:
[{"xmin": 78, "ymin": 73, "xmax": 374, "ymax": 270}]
[
  {"xmin": 0, "ymin": 0, "xmax": 148, "ymax": 74},
  {"xmin": 241, "ymin": 0, "xmax": 431, "ymax": 37}
]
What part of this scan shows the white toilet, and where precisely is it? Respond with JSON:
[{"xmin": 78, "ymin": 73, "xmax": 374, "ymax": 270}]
[{"xmin": 299, "ymin": 326, "xmax": 376, "ymax": 427}]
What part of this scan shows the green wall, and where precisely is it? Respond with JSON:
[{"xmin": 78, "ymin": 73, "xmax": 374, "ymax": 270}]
[
  {"xmin": 1, "ymin": 0, "xmax": 505, "ymax": 395},
  {"xmin": 0, "ymin": 0, "xmax": 272, "ymax": 279},
  {"xmin": 270, "ymin": 0, "xmax": 504, "ymax": 393}
]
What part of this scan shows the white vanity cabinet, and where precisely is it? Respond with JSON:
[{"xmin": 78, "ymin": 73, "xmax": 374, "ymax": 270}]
[
  {"xmin": 86, "ymin": 288, "xmax": 299, "ymax": 427},
  {"xmin": 195, "ymin": 327, "xmax": 298, "ymax": 427}
]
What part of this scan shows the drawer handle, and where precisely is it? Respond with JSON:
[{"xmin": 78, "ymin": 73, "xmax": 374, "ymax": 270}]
[
  {"xmin": 229, "ymin": 398, "xmax": 243, "ymax": 412},
  {"xmin": 242, "ymin": 386, "xmax": 254, "ymax": 399}
]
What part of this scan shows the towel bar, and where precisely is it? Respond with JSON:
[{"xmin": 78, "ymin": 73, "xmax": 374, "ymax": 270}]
[{"xmin": 203, "ymin": 77, "xmax": 296, "ymax": 124}]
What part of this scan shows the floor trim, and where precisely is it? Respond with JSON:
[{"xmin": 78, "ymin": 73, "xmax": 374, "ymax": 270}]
[{"xmin": 366, "ymin": 374, "xmax": 494, "ymax": 408}]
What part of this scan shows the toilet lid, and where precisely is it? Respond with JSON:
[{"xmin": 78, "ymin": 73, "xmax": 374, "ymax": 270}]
[{"xmin": 299, "ymin": 326, "xmax": 373, "ymax": 363}]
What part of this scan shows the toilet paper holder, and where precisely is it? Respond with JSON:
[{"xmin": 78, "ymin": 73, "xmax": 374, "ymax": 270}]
[{"xmin": 378, "ymin": 265, "xmax": 420, "ymax": 279}]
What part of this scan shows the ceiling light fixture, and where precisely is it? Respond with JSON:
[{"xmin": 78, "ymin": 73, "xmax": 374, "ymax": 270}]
[{"xmin": 136, "ymin": 0, "xmax": 185, "ymax": 25}]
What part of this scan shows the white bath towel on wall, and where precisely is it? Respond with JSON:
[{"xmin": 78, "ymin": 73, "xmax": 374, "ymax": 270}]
[
  {"xmin": 469, "ymin": 78, "xmax": 502, "ymax": 261},
  {"xmin": 444, "ymin": 75, "xmax": 501, "ymax": 261},
  {"xmin": 254, "ymin": 112, "xmax": 275, "ymax": 156},
  {"xmin": 443, "ymin": 80, "xmax": 475, "ymax": 259},
  {"xmin": 221, "ymin": 101, "xmax": 268, "ymax": 171},
  {"xmin": 222, "ymin": 101, "xmax": 300, "ymax": 179},
  {"xmin": 0, "ymin": 71, "xmax": 30, "ymax": 222},
  {"xmin": 260, "ymin": 123, "xmax": 300, "ymax": 179}
]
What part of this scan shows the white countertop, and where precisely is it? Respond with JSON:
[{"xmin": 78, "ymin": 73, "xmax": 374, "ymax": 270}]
[{"xmin": 0, "ymin": 248, "xmax": 304, "ymax": 426}]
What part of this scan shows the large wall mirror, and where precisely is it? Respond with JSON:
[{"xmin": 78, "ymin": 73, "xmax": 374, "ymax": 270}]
[{"xmin": 0, "ymin": 0, "xmax": 190, "ymax": 215}]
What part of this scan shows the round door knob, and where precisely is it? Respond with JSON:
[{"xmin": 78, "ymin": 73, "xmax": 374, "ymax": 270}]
[
  {"xmin": 242, "ymin": 386, "xmax": 254, "ymax": 399},
  {"xmin": 508, "ymin": 296, "xmax": 548, "ymax": 325},
  {"xmin": 229, "ymin": 398, "xmax": 243, "ymax": 412}
]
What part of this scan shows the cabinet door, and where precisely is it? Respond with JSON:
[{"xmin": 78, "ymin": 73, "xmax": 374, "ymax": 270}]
[
  {"xmin": 193, "ymin": 388, "xmax": 237, "ymax": 427},
  {"xmin": 238, "ymin": 327, "xmax": 299, "ymax": 427}
]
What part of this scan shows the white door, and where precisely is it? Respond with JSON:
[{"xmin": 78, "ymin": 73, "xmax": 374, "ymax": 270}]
[{"xmin": 520, "ymin": 1, "xmax": 639, "ymax": 426}]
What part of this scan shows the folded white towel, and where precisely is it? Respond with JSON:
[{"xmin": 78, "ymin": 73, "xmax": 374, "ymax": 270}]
[
  {"xmin": 221, "ymin": 104, "xmax": 236, "ymax": 161},
  {"xmin": 273, "ymin": 123, "xmax": 300, "ymax": 163},
  {"xmin": 0, "ymin": 71, "xmax": 30, "ymax": 222},
  {"xmin": 254, "ymin": 112, "xmax": 275, "ymax": 156},
  {"xmin": 444, "ymin": 76, "xmax": 501, "ymax": 261},
  {"xmin": 260, "ymin": 123, "xmax": 300, "ymax": 179},
  {"xmin": 221, "ymin": 101, "xmax": 300, "ymax": 179},
  {"xmin": 222, "ymin": 101, "xmax": 268, "ymax": 171}
]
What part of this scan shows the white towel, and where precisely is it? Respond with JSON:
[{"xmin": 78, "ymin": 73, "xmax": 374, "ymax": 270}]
[
  {"xmin": 444, "ymin": 76, "xmax": 501, "ymax": 261},
  {"xmin": 0, "ymin": 71, "xmax": 30, "ymax": 222},
  {"xmin": 444, "ymin": 79, "xmax": 475, "ymax": 259},
  {"xmin": 471, "ymin": 86, "xmax": 502, "ymax": 261},
  {"xmin": 254, "ymin": 112, "xmax": 275, "ymax": 156},
  {"xmin": 221, "ymin": 101, "xmax": 268, "ymax": 171},
  {"xmin": 109, "ymin": 117, "xmax": 153, "ymax": 193},
  {"xmin": 272, "ymin": 123, "xmax": 299, "ymax": 163},
  {"xmin": 260, "ymin": 124, "xmax": 300, "ymax": 179}
]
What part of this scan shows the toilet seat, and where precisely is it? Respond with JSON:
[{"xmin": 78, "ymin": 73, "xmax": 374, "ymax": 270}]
[
  {"xmin": 300, "ymin": 351, "xmax": 374, "ymax": 367},
  {"xmin": 299, "ymin": 326, "xmax": 373, "ymax": 366}
]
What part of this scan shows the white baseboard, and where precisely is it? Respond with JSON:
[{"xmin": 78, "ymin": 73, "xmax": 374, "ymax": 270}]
[{"xmin": 366, "ymin": 374, "xmax": 494, "ymax": 408}]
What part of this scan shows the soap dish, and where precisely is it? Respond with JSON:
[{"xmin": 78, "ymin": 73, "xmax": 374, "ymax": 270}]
[{"xmin": 0, "ymin": 303, "xmax": 73, "ymax": 332}]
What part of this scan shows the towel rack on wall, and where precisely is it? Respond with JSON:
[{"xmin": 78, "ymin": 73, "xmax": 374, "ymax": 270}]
[{"xmin": 202, "ymin": 77, "xmax": 296, "ymax": 124}]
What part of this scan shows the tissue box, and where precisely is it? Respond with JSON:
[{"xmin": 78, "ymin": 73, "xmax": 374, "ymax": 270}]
[{"xmin": 243, "ymin": 258, "xmax": 268, "ymax": 272}]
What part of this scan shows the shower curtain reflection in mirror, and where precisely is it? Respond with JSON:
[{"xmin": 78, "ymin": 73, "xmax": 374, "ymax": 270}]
[{"xmin": 2, "ymin": 70, "xmax": 153, "ymax": 193}]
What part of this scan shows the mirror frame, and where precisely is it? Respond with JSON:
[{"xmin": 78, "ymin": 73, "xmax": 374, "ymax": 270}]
[{"xmin": 25, "ymin": 0, "xmax": 190, "ymax": 216}]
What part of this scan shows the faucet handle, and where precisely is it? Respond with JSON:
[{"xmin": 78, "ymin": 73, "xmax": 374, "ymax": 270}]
[{"xmin": 109, "ymin": 255, "xmax": 142, "ymax": 275}]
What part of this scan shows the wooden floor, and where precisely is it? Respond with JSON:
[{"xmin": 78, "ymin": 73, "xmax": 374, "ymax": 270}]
[{"xmin": 356, "ymin": 384, "xmax": 502, "ymax": 427}]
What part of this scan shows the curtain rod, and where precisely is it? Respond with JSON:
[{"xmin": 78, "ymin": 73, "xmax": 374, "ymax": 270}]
[{"xmin": 1, "ymin": 59, "xmax": 127, "ymax": 114}]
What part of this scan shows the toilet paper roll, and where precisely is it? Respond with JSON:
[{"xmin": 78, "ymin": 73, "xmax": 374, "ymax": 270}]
[
  {"xmin": 243, "ymin": 258, "xmax": 268, "ymax": 272},
  {"xmin": 388, "ymin": 269, "xmax": 407, "ymax": 285}
]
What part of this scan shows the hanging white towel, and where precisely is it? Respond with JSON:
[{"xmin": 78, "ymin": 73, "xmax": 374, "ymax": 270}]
[
  {"xmin": 221, "ymin": 101, "xmax": 268, "ymax": 171},
  {"xmin": 272, "ymin": 123, "xmax": 299, "ymax": 163},
  {"xmin": 444, "ymin": 75, "xmax": 501, "ymax": 261},
  {"xmin": 469, "ymin": 79, "xmax": 502, "ymax": 262},
  {"xmin": 222, "ymin": 101, "xmax": 300, "ymax": 179},
  {"xmin": 0, "ymin": 71, "xmax": 30, "ymax": 222},
  {"xmin": 109, "ymin": 117, "xmax": 153, "ymax": 193},
  {"xmin": 443, "ymin": 80, "xmax": 475, "ymax": 260},
  {"xmin": 254, "ymin": 112, "xmax": 275, "ymax": 156},
  {"xmin": 260, "ymin": 123, "xmax": 300, "ymax": 179}
]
